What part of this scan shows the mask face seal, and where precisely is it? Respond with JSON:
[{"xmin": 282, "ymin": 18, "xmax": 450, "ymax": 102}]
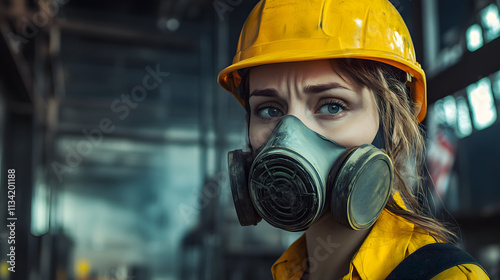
[{"xmin": 228, "ymin": 115, "xmax": 393, "ymax": 232}]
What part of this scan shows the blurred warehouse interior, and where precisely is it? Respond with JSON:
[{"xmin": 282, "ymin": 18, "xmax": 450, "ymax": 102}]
[{"xmin": 0, "ymin": 0, "xmax": 499, "ymax": 279}]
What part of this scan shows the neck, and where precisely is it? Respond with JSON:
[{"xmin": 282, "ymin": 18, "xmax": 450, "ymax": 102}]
[{"xmin": 306, "ymin": 213, "xmax": 370, "ymax": 280}]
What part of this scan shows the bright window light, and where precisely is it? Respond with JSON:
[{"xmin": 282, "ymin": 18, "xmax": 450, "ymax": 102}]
[
  {"xmin": 466, "ymin": 24, "xmax": 484, "ymax": 52},
  {"xmin": 456, "ymin": 96, "xmax": 473, "ymax": 138},
  {"xmin": 481, "ymin": 4, "xmax": 500, "ymax": 42},
  {"xmin": 493, "ymin": 70, "xmax": 500, "ymax": 100},
  {"xmin": 443, "ymin": 95, "xmax": 457, "ymax": 128},
  {"xmin": 467, "ymin": 78, "xmax": 497, "ymax": 130},
  {"xmin": 31, "ymin": 183, "xmax": 50, "ymax": 236},
  {"xmin": 433, "ymin": 99, "xmax": 445, "ymax": 121}
]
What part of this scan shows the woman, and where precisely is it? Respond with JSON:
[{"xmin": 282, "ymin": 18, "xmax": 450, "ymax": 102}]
[{"xmin": 218, "ymin": 0, "xmax": 489, "ymax": 279}]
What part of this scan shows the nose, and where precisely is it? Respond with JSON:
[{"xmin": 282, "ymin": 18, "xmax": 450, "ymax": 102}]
[
  {"xmin": 287, "ymin": 112, "xmax": 313, "ymax": 130},
  {"xmin": 250, "ymin": 111, "xmax": 314, "ymax": 151},
  {"xmin": 285, "ymin": 109, "xmax": 322, "ymax": 139},
  {"xmin": 250, "ymin": 104, "xmax": 320, "ymax": 150}
]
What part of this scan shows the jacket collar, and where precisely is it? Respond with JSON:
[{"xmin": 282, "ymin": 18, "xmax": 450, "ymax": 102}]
[{"xmin": 271, "ymin": 195, "xmax": 432, "ymax": 279}]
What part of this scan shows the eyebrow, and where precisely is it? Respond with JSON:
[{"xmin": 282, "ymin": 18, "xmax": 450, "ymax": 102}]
[
  {"xmin": 249, "ymin": 88, "xmax": 279, "ymax": 98},
  {"xmin": 303, "ymin": 82, "xmax": 349, "ymax": 94},
  {"xmin": 249, "ymin": 82, "xmax": 349, "ymax": 98}
]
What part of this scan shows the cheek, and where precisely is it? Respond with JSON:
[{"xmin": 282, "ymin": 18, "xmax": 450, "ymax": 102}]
[
  {"xmin": 249, "ymin": 121, "xmax": 277, "ymax": 150},
  {"xmin": 333, "ymin": 120, "xmax": 379, "ymax": 147},
  {"xmin": 324, "ymin": 110, "xmax": 379, "ymax": 147},
  {"xmin": 332, "ymin": 91, "xmax": 380, "ymax": 147}
]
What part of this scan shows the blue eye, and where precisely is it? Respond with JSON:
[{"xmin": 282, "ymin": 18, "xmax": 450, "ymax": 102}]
[
  {"xmin": 257, "ymin": 107, "xmax": 284, "ymax": 119},
  {"xmin": 319, "ymin": 103, "xmax": 343, "ymax": 114}
]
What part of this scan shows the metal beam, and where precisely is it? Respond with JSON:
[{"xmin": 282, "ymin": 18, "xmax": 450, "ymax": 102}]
[
  {"xmin": 0, "ymin": 20, "xmax": 33, "ymax": 104},
  {"xmin": 0, "ymin": 7, "xmax": 197, "ymax": 50},
  {"xmin": 55, "ymin": 18, "xmax": 196, "ymax": 50},
  {"xmin": 421, "ymin": 0, "xmax": 439, "ymax": 72},
  {"xmin": 55, "ymin": 125, "xmax": 202, "ymax": 146},
  {"xmin": 411, "ymin": 0, "xmax": 424, "ymax": 64},
  {"xmin": 427, "ymin": 37, "xmax": 500, "ymax": 105}
]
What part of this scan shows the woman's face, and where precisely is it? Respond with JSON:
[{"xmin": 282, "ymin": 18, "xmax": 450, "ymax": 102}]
[{"xmin": 248, "ymin": 60, "xmax": 380, "ymax": 150}]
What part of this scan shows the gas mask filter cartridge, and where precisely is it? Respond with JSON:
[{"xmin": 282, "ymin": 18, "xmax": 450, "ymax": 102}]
[{"xmin": 228, "ymin": 116, "xmax": 393, "ymax": 231}]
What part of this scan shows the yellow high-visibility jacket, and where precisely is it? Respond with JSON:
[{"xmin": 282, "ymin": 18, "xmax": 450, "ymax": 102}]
[{"xmin": 272, "ymin": 208, "xmax": 489, "ymax": 280}]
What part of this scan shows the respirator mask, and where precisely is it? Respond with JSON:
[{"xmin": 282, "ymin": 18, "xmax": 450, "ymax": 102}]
[{"xmin": 228, "ymin": 115, "xmax": 393, "ymax": 232}]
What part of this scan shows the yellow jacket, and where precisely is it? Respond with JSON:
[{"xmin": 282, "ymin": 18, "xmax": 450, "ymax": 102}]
[{"xmin": 271, "ymin": 208, "xmax": 488, "ymax": 279}]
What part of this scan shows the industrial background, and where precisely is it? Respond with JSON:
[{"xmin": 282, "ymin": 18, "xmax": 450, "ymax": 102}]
[{"xmin": 0, "ymin": 0, "xmax": 499, "ymax": 279}]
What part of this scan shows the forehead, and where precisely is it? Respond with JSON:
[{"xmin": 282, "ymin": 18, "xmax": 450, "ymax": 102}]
[{"xmin": 248, "ymin": 60, "xmax": 351, "ymax": 90}]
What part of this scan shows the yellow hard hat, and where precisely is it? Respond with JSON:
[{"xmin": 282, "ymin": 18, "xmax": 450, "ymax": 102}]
[{"xmin": 218, "ymin": 0, "xmax": 427, "ymax": 122}]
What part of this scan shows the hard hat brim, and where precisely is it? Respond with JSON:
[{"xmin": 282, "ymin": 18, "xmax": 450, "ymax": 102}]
[{"xmin": 218, "ymin": 49, "xmax": 427, "ymax": 122}]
